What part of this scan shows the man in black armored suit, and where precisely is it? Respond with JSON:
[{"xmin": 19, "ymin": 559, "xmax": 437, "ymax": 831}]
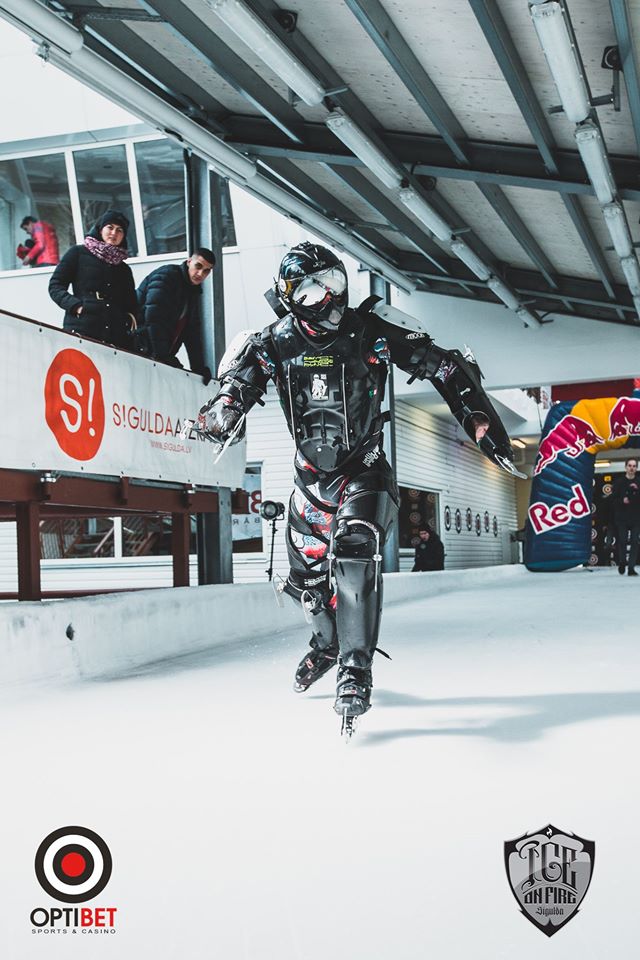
[{"xmin": 197, "ymin": 243, "xmax": 516, "ymax": 732}]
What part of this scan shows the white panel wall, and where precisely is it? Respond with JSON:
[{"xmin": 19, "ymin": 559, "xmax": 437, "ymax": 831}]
[{"xmin": 395, "ymin": 399, "xmax": 518, "ymax": 571}]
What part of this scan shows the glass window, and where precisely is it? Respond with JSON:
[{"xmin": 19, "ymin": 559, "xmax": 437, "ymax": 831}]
[
  {"xmin": 73, "ymin": 145, "xmax": 138, "ymax": 255},
  {"xmin": 122, "ymin": 514, "xmax": 173, "ymax": 557},
  {"xmin": 219, "ymin": 179, "xmax": 237, "ymax": 248},
  {"xmin": 398, "ymin": 486, "xmax": 440, "ymax": 549},
  {"xmin": 134, "ymin": 139, "xmax": 187, "ymax": 255},
  {"xmin": 40, "ymin": 518, "xmax": 115, "ymax": 559},
  {"xmin": 233, "ymin": 464, "xmax": 263, "ymax": 553},
  {"xmin": 0, "ymin": 153, "xmax": 73, "ymax": 271}
]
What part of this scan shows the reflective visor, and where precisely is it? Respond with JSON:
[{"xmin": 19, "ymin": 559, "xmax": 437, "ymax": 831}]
[{"xmin": 291, "ymin": 267, "xmax": 347, "ymax": 307}]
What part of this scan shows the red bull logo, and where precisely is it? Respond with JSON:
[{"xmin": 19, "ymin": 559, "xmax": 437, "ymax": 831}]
[
  {"xmin": 534, "ymin": 416, "xmax": 604, "ymax": 476},
  {"xmin": 608, "ymin": 396, "xmax": 640, "ymax": 439},
  {"xmin": 529, "ymin": 484, "xmax": 590, "ymax": 534}
]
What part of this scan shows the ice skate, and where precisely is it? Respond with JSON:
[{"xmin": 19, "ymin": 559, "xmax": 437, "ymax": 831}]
[
  {"xmin": 334, "ymin": 663, "xmax": 372, "ymax": 738},
  {"xmin": 293, "ymin": 640, "xmax": 338, "ymax": 693}
]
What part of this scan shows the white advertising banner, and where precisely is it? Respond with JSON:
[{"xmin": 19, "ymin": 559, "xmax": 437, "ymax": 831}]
[{"xmin": 0, "ymin": 314, "xmax": 246, "ymax": 488}]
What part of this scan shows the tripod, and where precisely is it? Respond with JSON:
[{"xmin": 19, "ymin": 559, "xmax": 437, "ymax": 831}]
[{"xmin": 266, "ymin": 517, "xmax": 279, "ymax": 581}]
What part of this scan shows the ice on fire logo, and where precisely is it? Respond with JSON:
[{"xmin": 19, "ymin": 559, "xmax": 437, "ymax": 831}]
[
  {"xmin": 44, "ymin": 349, "xmax": 105, "ymax": 460},
  {"xmin": 504, "ymin": 824, "xmax": 594, "ymax": 936}
]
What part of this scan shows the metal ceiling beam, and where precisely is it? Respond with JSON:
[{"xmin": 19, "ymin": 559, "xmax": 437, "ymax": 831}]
[
  {"xmin": 132, "ymin": 0, "xmax": 304, "ymax": 143},
  {"xmin": 396, "ymin": 253, "xmax": 636, "ymax": 324},
  {"xmin": 257, "ymin": 157, "xmax": 398, "ymax": 260},
  {"xmin": 609, "ymin": 0, "xmax": 640, "ymax": 156},
  {"xmin": 224, "ymin": 116, "xmax": 640, "ymax": 200},
  {"xmin": 343, "ymin": 0, "xmax": 468, "ymax": 164},
  {"xmin": 326, "ymin": 165, "xmax": 451, "ymax": 274},
  {"xmin": 468, "ymin": 0, "xmax": 620, "ymax": 308}
]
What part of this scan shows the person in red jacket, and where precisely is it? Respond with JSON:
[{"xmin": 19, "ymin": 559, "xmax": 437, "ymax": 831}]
[{"xmin": 19, "ymin": 216, "xmax": 59, "ymax": 267}]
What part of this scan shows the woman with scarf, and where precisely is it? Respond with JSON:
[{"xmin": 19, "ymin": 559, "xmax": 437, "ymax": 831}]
[{"xmin": 49, "ymin": 210, "xmax": 137, "ymax": 349}]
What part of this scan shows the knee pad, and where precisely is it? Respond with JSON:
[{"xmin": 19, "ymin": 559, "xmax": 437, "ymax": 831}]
[{"xmin": 334, "ymin": 518, "xmax": 382, "ymax": 560}]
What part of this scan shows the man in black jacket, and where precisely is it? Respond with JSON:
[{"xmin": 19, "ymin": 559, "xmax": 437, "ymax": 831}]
[
  {"xmin": 136, "ymin": 248, "xmax": 214, "ymax": 381},
  {"xmin": 613, "ymin": 457, "xmax": 640, "ymax": 576},
  {"xmin": 412, "ymin": 528, "xmax": 445, "ymax": 572}
]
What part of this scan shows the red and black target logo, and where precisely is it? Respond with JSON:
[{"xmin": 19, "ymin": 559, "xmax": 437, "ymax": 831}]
[{"xmin": 35, "ymin": 827, "xmax": 112, "ymax": 903}]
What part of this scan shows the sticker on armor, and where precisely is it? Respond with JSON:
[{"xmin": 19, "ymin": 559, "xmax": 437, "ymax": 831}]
[
  {"xmin": 405, "ymin": 331, "xmax": 427, "ymax": 340},
  {"xmin": 256, "ymin": 347, "xmax": 275, "ymax": 376},
  {"xmin": 303, "ymin": 355, "xmax": 333, "ymax": 367},
  {"xmin": 311, "ymin": 373, "xmax": 329, "ymax": 400},
  {"xmin": 435, "ymin": 359, "xmax": 458, "ymax": 383},
  {"xmin": 363, "ymin": 447, "xmax": 380, "ymax": 467},
  {"xmin": 367, "ymin": 337, "xmax": 390, "ymax": 365}
]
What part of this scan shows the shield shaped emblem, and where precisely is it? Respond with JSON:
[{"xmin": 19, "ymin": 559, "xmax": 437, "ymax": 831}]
[{"xmin": 504, "ymin": 825, "xmax": 595, "ymax": 936}]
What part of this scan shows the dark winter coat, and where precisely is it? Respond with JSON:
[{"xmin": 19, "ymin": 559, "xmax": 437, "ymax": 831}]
[
  {"xmin": 136, "ymin": 262, "xmax": 206, "ymax": 373},
  {"xmin": 612, "ymin": 474, "xmax": 640, "ymax": 521},
  {"xmin": 48, "ymin": 245, "xmax": 137, "ymax": 349},
  {"xmin": 412, "ymin": 534, "xmax": 445, "ymax": 572}
]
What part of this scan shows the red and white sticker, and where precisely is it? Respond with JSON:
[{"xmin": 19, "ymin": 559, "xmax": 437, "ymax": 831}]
[{"xmin": 44, "ymin": 349, "xmax": 105, "ymax": 461}]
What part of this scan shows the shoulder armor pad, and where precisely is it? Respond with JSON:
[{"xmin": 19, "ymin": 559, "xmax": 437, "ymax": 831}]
[
  {"xmin": 367, "ymin": 300, "xmax": 430, "ymax": 336},
  {"xmin": 218, "ymin": 329, "xmax": 259, "ymax": 378}
]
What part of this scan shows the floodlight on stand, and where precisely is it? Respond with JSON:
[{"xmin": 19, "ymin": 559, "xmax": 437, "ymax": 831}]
[
  {"xmin": 450, "ymin": 239, "xmax": 491, "ymax": 280},
  {"xmin": 620, "ymin": 256, "xmax": 640, "ymax": 297},
  {"xmin": 325, "ymin": 112, "xmax": 402, "ymax": 189},
  {"xmin": 205, "ymin": 0, "xmax": 326, "ymax": 105},
  {"xmin": 530, "ymin": 1, "xmax": 590, "ymax": 123},
  {"xmin": 398, "ymin": 186, "xmax": 453, "ymax": 242},
  {"xmin": 574, "ymin": 121, "xmax": 616, "ymax": 204},
  {"xmin": 602, "ymin": 202, "xmax": 633, "ymax": 259},
  {"xmin": 487, "ymin": 276, "xmax": 520, "ymax": 310}
]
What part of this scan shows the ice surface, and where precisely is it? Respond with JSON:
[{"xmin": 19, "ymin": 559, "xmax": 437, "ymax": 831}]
[{"xmin": 1, "ymin": 567, "xmax": 638, "ymax": 958}]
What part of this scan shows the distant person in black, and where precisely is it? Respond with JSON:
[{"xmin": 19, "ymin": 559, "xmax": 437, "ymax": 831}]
[
  {"xmin": 412, "ymin": 527, "xmax": 445, "ymax": 572},
  {"xmin": 135, "ymin": 249, "xmax": 214, "ymax": 382},
  {"xmin": 613, "ymin": 457, "xmax": 640, "ymax": 576}
]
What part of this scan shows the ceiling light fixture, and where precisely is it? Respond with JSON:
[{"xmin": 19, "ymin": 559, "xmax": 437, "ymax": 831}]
[
  {"xmin": 325, "ymin": 112, "xmax": 402, "ymax": 189},
  {"xmin": 530, "ymin": 1, "xmax": 590, "ymax": 123},
  {"xmin": 574, "ymin": 121, "xmax": 616, "ymax": 204},
  {"xmin": 398, "ymin": 186, "xmax": 453, "ymax": 242},
  {"xmin": 450, "ymin": 239, "xmax": 491, "ymax": 280},
  {"xmin": 620, "ymin": 256, "xmax": 640, "ymax": 297},
  {"xmin": 516, "ymin": 306, "xmax": 543, "ymax": 328},
  {"xmin": 205, "ymin": 0, "xmax": 326, "ymax": 105},
  {"xmin": 512, "ymin": 438, "xmax": 527, "ymax": 449},
  {"xmin": 487, "ymin": 276, "xmax": 520, "ymax": 310},
  {"xmin": 602, "ymin": 202, "xmax": 633, "ymax": 259}
]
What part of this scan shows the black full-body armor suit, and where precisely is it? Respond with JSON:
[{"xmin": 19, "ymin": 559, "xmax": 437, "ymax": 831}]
[{"xmin": 198, "ymin": 244, "xmax": 514, "ymax": 721}]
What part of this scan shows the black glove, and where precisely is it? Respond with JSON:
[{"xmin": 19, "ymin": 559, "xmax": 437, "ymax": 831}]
[
  {"xmin": 201, "ymin": 366, "xmax": 213, "ymax": 386},
  {"xmin": 197, "ymin": 395, "xmax": 245, "ymax": 444}
]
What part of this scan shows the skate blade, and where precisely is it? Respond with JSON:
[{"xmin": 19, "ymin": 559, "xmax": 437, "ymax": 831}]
[{"xmin": 341, "ymin": 709, "xmax": 358, "ymax": 741}]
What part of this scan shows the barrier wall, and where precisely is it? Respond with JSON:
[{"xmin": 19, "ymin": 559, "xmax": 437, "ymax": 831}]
[{"xmin": 0, "ymin": 565, "xmax": 526, "ymax": 686}]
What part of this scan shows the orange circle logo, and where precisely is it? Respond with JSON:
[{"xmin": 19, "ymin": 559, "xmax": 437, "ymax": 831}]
[{"xmin": 44, "ymin": 350, "xmax": 105, "ymax": 461}]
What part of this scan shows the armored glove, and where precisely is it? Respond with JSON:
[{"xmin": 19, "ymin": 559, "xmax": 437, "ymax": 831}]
[{"xmin": 197, "ymin": 395, "xmax": 246, "ymax": 445}]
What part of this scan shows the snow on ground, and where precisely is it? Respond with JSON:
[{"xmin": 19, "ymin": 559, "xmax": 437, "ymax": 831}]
[{"xmin": 1, "ymin": 567, "xmax": 638, "ymax": 959}]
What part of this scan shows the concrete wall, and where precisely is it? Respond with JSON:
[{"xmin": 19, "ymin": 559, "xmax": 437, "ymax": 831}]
[{"xmin": 0, "ymin": 565, "xmax": 527, "ymax": 687}]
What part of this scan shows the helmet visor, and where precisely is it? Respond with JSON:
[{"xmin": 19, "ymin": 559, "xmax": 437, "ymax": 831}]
[{"xmin": 290, "ymin": 267, "xmax": 347, "ymax": 308}]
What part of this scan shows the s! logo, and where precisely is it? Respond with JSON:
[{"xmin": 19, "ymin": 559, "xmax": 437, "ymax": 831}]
[{"xmin": 44, "ymin": 349, "xmax": 105, "ymax": 460}]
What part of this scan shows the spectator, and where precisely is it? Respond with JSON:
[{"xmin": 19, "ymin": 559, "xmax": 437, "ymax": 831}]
[
  {"xmin": 19, "ymin": 215, "xmax": 59, "ymax": 267},
  {"xmin": 613, "ymin": 457, "xmax": 640, "ymax": 576},
  {"xmin": 135, "ymin": 249, "xmax": 214, "ymax": 382},
  {"xmin": 48, "ymin": 210, "xmax": 137, "ymax": 350},
  {"xmin": 412, "ymin": 527, "xmax": 445, "ymax": 572}
]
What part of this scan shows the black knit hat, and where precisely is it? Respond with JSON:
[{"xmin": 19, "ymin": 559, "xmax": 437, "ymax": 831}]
[{"xmin": 91, "ymin": 209, "xmax": 130, "ymax": 245}]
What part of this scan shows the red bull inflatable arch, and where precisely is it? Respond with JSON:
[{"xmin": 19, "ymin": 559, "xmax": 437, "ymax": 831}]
[{"xmin": 525, "ymin": 390, "xmax": 640, "ymax": 571}]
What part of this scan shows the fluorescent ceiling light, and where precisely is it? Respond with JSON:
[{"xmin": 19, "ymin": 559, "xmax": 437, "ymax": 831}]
[
  {"xmin": 516, "ymin": 306, "xmax": 542, "ymax": 328},
  {"xmin": 597, "ymin": 460, "xmax": 611, "ymax": 467},
  {"xmin": 488, "ymin": 276, "xmax": 520, "ymax": 310},
  {"xmin": 602, "ymin": 202, "xmax": 633, "ymax": 259},
  {"xmin": 450, "ymin": 239, "xmax": 491, "ymax": 280},
  {"xmin": 620, "ymin": 256, "xmax": 640, "ymax": 296},
  {"xmin": 512, "ymin": 438, "xmax": 527, "ymax": 449},
  {"xmin": 398, "ymin": 186, "xmax": 452, "ymax": 242},
  {"xmin": 205, "ymin": 0, "xmax": 326, "ymax": 105},
  {"xmin": 325, "ymin": 112, "xmax": 402, "ymax": 189},
  {"xmin": 574, "ymin": 121, "xmax": 616, "ymax": 204},
  {"xmin": 530, "ymin": 1, "xmax": 590, "ymax": 123},
  {"xmin": 634, "ymin": 295, "xmax": 640, "ymax": 318}
]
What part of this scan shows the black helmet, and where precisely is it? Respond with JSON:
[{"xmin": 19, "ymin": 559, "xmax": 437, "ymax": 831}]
[{"xmin": 276, "ymin": 242, "xmax": 348, "ymax": 334}]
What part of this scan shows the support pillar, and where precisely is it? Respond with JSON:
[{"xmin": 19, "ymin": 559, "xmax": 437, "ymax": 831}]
[
  {"xmin": 186, "ymin": 151, "xmax": 233, "ymax": 584},
  {"xmin": 172, "ymin": 512, "xmax": 191, "ymax": 587},
  {"xmin": 16, "ymin": 501, "xmax": 41, "ymax": 600},
  {"xmin": 370, "ymin": 273, "xmax": 400, "ymax": 573}
]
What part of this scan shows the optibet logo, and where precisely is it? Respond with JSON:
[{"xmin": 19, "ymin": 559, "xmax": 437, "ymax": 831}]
[
  {"xmin": 31, "ymin": 827, "xmax": 117, "ymax": 936},
  {"xmin": 505, "ymin": 824, "xmax": 594, "ymax": 937}
]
